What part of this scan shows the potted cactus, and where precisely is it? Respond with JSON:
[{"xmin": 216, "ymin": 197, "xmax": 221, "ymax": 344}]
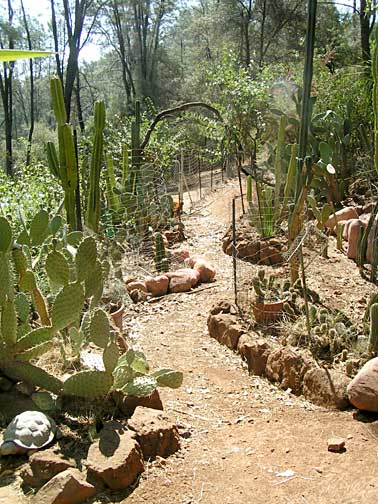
[{"xmin": 251, "ymin": 270, "xmax": 290, "ymax": 323}]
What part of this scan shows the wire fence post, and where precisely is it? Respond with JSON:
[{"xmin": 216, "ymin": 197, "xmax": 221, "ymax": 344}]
[
  {"xmin": 198, "ymin": 155, "xmax": 202, "ymax": 199},
  {"xmin": 232, "ymin": 197, "xmax": 238, "ymax": 307}
]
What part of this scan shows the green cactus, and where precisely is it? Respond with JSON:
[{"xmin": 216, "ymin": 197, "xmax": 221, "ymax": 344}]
[
  {"xmin": 373, "ymin": 26, "xmax": 378, "ymax": 175},
  {"xmin": 274, "ymin": 115, "xmax": 287, "ymax": 219},
  {"xmin": 48, "ymin": 77, "xmax": 78, "ymax": 230},
  {"xmin": 45, "ymin": 250, "xmax": 70, "ymax": 287},
  {"xmin": 369, "ymin": 303, "xmax": 378, "ymax": 353},
  {"xmin": 86, "ymin": 100, "xmax": 106, "ymax": 233},
  {"xmin": 104, "ymin": 155, "xmax": 120, "ymax": 212},
  {"xmin": 246, "ymin": 175, "xmax": 252, "ymax": 205},
  {"xmin": 154, "ymin": 232, "xmax": 169, "ymax": 273},
  {"xmin": 51, "ymin": 282, "xmax": 85, "ymax": 331},
  {"xmin": 63, "ymin": 370, "xmax": 113, "ymax": 399},
  {"xmin": 89, "ymin": 308, "xmax": 110, "ymax": 349}
]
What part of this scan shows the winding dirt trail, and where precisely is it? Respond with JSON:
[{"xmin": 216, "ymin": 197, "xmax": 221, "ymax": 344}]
[{"xmin": 119, "ymin": 181, "xmax": 378, "ymax": 504}]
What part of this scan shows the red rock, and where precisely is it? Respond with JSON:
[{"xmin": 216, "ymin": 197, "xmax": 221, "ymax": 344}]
[
  {"xmin": 207, "ymin": 313, "xmax": 235, "ymax": 343},
  {"xmin": 265, "ymin": 347, "xmax": 311, "ymax": 394},
  {"xmin": 145, "ymin": 275, "xmax": 169, "ymax": 297},
  {"xmin": 112, "ymin": 389, "xmax": 163, "ymax": 416},
  {"xmin": 169, "ymin": 274, "xmax": 192, "ymax": 293},
  {"xmin": 347, "ymin": 357, "xmax": 378, "ymax": 412},
  {"xmin": 184, "ymin": 254, "xmax": 204, "ymax": 268},
  {"xmin": 222, "ymin": 323, "xmax": 244, "ymax": 350},
  {"xmin": 33, "ymin": 468, "xmax": 97, "ymax": 504},
  {"xmin": 324, "ymin": 207, "xmax": 359, "ymax": 230},
  {"xmin": 21, "ymin": 448, "xmax": 75, "ymax": 488},
  {"xmin": 303, "ymin": 367, "xmax": 350, "ymax": 410},
  {"xmin": 167, "ymin": 268, "xmax": 200, "ymax": 289},
  {"xmin": 128, "ymin": 407, "xmax": 180, "ymax": 459},
  {"xmin": 259, "ymin": 243, "xmax": 283, "ymax": 266},
  {"xmin": 347, "ymin": 219, "xmax": 364, "ymax": 259},
  {"xmin": 86, "ymin": 421, "xmax": 144, "ymax": 490},
  {"xmin": 169, "ymin": 249, "xmax": 190, "ymax": 263},
  {"xmin": 193, "ymin": 259, "xmax": 216, "ymax": 282},
  {"xmin": 327, "ymin": 437, "xmax": 346, "ymax": 452},
  {"xmin": 237, "ymin": 335, "xmax": 272, "ymax": 376},
  {"xmin": 126, "ymin": 281, "xmax": 148, "ymax": 293}
]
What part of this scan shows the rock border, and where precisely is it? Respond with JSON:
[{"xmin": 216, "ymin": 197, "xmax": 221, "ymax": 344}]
[{"xmin": 208, "ymin": 300, "xmax": 351, "ymax": 410}]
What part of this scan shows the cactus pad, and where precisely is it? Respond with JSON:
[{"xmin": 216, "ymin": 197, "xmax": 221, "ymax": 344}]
[
  {"xmin": 103, "ymin": 342, "xmax": 119, "ymax": 373},
  {"xmin": 63, "ymin": 370, "xmax": 113, "ymax": 398},
  {"xmin": 89, "ymin": 308, "xmax": 110, "ymax": 348},
  {"xmin": 152, "ymin": 369, "xmax": 184, "ymax": 389},
  {"xmin": 29, "ymin": 210, "xmax": 49, "ymax": 246},
  {"xmin": 76, "ymin": 237, "xmax": 97, "ymax": 281},
  {"xmin": 46, "ymin": 250, "xmax": 70, "ymax": 286},
  {"xmin": 51, "ymin": 282, "xmax": 85, "ymax": 331},
  {"xmin": 1, "ymin": 298, "xmax": 17, "ymax": 345},
  {"xmin": 2, "ymin": 361, "xmax": 63, "ymax": 394},
  {"xmin": 0, "ymin": 217, "xmax": 12, "ymax": 253}
]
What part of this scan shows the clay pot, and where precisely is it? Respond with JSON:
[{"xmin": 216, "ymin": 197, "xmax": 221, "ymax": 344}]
[
  {"xmin": 109, "ymin": 303, "xmax": 125, "ymax": 332},
  {"xmin": 252, "ymin": 300, "xmax": 284, "ymax": 324}
]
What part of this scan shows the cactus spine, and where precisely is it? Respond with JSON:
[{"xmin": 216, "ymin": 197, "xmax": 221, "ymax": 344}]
[
  {"xmin": 86, "ymin": 100, "xmax": 106, "ymax": 233},
  {"xmin": 369, "ymin": 303, "xmax": 378, "ymax": 353}
]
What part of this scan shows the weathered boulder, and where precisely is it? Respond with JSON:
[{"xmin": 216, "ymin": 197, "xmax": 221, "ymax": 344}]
[
  {"xmin": 126, "ymin": 281, "xmax": 148, "ymax": 293},
  {"xmin": 259, "ymin": 243, "xmax": 283, "ymax": 266},
  {"xmin": 237, "ymin": 334, "xmax": 272, "ymax": 376},
  {"xmin": 86, "ymin": 421, "xmax": 144, "ymax": 490},
  {"xmin": 128, "ymin": 407, "xmax": 180, "ymax": 460},
  {"xmin": 169, "ymin": 249, "xmax": 190, "ymax": 263},
  {"xmin": 235, "ymin": 240, "xmax": 260, "ymax": 261},
  {"xmin": 145, "ymin": 275, "xmax": 169, "ymax": 297},
  {"xmin": 324, "ymin": 206, "xmax": 359, "ymax": 230},
  {"xmin": 193, "ymin": 259, "xmax": 216, "ymax": 283},
  {"xmin": 33, "ymin": 468, "xmax": 97, "ymax": 504},
  {"xmin": 167, "ymin": 269, "xmax": 198, "ymax": 293},
  {"xmin": 265, "ymin": 347, "xmax": 311, "ymax": 394},
  {"xmin": 207, "ymin": 313, "xmax": 236, "ymax": 343},
  {"xmin": 184, "ymin": 254, "xmax": 204, "ymax": 268},
  {"xmin": 347, "ymin": 357, "xmax": 378, "ymax": 412},
  {"xmin": 303, "ymin": 367, "xmax": 350, "ymax": 410},
  {"xmin": 222, "ymin": 323, "xmax": 244, "ymax": 350},
  {"xmin": 347, "ymin": 219, "xmax": 365, "ymax": 259},
  {"xmin": 21, "ymin": 448, "xmax": 75, "ymax": 488},
  {"xmin": 112, "ymin": 389, "xmax": 163, "ymax": 416}
]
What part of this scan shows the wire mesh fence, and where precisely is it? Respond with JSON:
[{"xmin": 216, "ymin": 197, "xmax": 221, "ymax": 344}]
[
  {"xmin": 106, "ymin": 149, "xmax": 237, "ymax": 280},
  {"xmin": 228, "ymin": 194, "xmax": 329, "ymax": 327}
]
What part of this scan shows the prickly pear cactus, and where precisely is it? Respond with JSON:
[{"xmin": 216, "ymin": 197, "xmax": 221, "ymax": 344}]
[{"xmin": 369, "ymin": 303, "xmax": 378, "ymax": 353}]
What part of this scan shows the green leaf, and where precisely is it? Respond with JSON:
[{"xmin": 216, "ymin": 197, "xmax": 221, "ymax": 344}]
[
  {"xmin": 151, "ymin": 369, "xmax": 183, "ymax": 389},
  {"xmin": 51, "ymin": 283, "xmax": 85, "ymax": 331},
  {"xmin": 318, "ymin": 142, "xmax": 333, "ymax": 164},
  {"xmin": 0, "ymin": 49, "xmax": 52, "ymax": 62},
  {"xmin": 121, "ymin": 375, "xmax": 158, "ymax": 397},
  {"xmin": 0, "ymin": 217, "xmax": 12, "ymax": 253}
]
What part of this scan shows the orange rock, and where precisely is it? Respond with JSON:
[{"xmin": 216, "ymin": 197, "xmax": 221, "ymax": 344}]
[
  {"xmin": 167, "ymin": 268, "xmax": 200, "ymax": 288},
  {"xmin": 145, "ymin": 275, "xmax": 169, "ymax": 297},
  {"xmin": 193, "ymin": 259, "xmax": 216, "ymax": 282},
  {"xmin": 126, "ymin": 281, "xmax": 148, "ymax": 293},
  {"xmin": 347, "ymin": 219, "xmax": 364, "ymax": 259},
  {"xmin": 324, "ymin": 206, "xmax": 358, "ymax": 230},
  {"xmin": 184, "ymin": 254, "xmax": 205, "ymax": 268}
]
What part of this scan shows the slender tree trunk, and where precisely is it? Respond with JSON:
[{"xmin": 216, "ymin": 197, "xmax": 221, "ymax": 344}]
[
  {"xmin": 259, "ymin": 0, "xmax": 267, "ymax": 68},
  {"xmin": 50, "ymin": 0, "xmax": 64, "ymax": 86},
  {"xmin": 75, "ymin": 72, "xmax": 85, "ymax": 132},
  {"xmin": 21, "ymin": 0, "xmax": 35, "ymax": 167},
  {"xmin": 360, "ymin": 0, "xmax": 371, "ymax": 63}
]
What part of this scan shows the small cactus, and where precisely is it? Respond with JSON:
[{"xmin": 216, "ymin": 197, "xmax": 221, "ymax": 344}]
[
  {"xmin": 154, "ymin": 232, "xmax": 169, "ymax": 273},
  {"xmin": 369, "ymin": 303, "xmax": 378, "ymax": 353}
]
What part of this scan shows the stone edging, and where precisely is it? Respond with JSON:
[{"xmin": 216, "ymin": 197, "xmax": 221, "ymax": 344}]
[{"xmin": 207, "ymin": 300, "xmax": 351, "ymax": 410}]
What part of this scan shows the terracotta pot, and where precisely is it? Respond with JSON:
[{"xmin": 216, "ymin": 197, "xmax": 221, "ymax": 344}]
[
  {"xmin": 252, "ymin": 299, "xmax": 284, "ymax": 324},
  {"xmin": 109, "ymin": 303, "xmax": 125, "ymax": 332}
]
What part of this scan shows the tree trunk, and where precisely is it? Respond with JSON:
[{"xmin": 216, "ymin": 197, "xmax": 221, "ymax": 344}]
[
  {"xmin": 21, "ymin": 0, "xmax": 35, "ymax": 167},
  {"xmin": 360, "ymin": 0, "xmax": 371, "ymax": 63}
]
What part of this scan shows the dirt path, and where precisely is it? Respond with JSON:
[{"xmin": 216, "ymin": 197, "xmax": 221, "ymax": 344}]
[{"xmin": 118, "ymin": 181, "xmax": 378, "ymax": 504}]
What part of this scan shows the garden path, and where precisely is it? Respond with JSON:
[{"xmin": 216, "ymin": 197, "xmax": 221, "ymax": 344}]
[{"xmin": 115, "ymin": 180, "xmax": 378, "ymax": 504}]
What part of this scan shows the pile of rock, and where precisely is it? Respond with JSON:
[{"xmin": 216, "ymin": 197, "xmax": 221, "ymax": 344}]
[
  {"xmin": 18, "ymin": 407, "xmax": 180, "ymax": 504},
  {"xmin": 126, "ymin": 253, "xmax": 216, "ymax": 299},
  {"xmin": 325, "ymin": 206, "xmax": 376, "ymax": 261}
]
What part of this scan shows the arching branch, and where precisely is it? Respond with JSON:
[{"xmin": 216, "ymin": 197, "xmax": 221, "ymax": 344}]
[{"xmin": 141, "ymin": 101, "xmax": 224, "ymax": 150}]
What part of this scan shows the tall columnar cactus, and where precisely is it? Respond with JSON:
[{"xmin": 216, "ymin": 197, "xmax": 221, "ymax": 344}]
[
  {"xmin": 104, "ymin": 154, "xmax": 120, "ymax": 212},
  {"xmin": 154, "ymin": 232, "xmax": 169, "ymax": 273},
  {"xmin": 369, "ymin": 303, "xmax": 378, "ymax": 353},
  {"xmin": 373, "ymin": 27, "xmax": 378, "ymax": 175},
  {"xmin": 47, "ymin": 76, "xmax": 78, "ymax": 230},
  {"xmin": 246, "ymin": 175, "xmax": 252, "ymax": 205},
  {"xmin": 86, "ymin": 100, "xmax": 106, "ymax": 233},
  {"xmin": 274, "ymin": 115, "xmax": 287, "ymax": 218}
]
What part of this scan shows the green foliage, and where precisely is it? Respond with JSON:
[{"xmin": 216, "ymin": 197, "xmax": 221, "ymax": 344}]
[{"xmin": 369, "ymin": 303, "xmax": 378, "ymax": 354}]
